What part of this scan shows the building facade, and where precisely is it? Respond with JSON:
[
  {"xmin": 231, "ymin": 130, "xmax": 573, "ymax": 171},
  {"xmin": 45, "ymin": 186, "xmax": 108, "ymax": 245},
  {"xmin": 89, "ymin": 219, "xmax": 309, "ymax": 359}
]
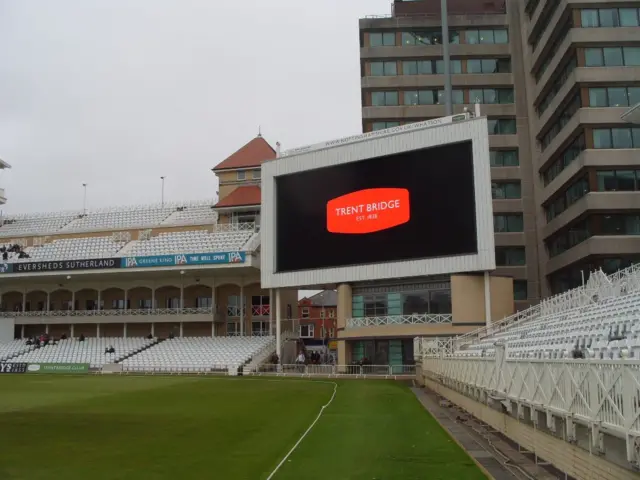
[
  {"xmin": 297, "ymin": 290, "xmax": 337, "ymax": 341},
  {"xmin": 359, "ymin": 0, "xmax": 640, "ymax": 303}
]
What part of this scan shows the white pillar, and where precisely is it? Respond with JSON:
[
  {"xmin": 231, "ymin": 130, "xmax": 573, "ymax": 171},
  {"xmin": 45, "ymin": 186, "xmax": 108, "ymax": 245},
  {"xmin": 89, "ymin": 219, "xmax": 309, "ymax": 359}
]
[
  {"xmin": 484, "ymin": 271, "xmax": 492, "ymax": 328},
  {"xmin": 96, "ymin": 323, "xmax": 100, "ymax": 338},
  {"xmin": 70, "ymin": 324, "xmax": 74, "ymax": 337},
  {"xmin": 71, "ymin": 291, "xmax": 75, "ymax": 311},
  {"xmin": 124, "ymin": 323, "xmax": 127, "ymax": 338},
  {"xmin": 151, "ymin": 322, "xmax": 155, "ymax": 337},
  {"xmin": 97, "ymin": 290, "xmax": 101, "ymax": 311},
  {"xmin": 21, "ymin": 324, "xmax": 25, "ymax": 339},
  {"xmin": 276, "ymin": 288, "xmax": 281, "ymax": 361},
  {"xmin": 124, "ymin": 289, "xmax": 128, "ymax": 311},
  {"xmin": 179, "ymin": 285, "xmax": 184, "ymax": 310},
  {"xmin": 269, "ymin": 288, "xmax": 274, "ymax": 336},
  {"xmin": 211, "ymin": 281, "xmax": 216, "ymax": 337},
  {"xmin": 46, "ymin": 292, "xmax": 50, "ymax": 312},
  {"xmin": 151, "ymin": 288, "xmax": 156, "ymax": 309},
  {"xmin": 22, "ymin": 290, "xmax": 26, "ymax": 312},
  {"xmin": 239, "ymin": 284, "xmax": 244, "ymax": 336},
  {"xmin": 45, "ymin": 324, "xmax": 49, "ymax": 334},
  {"xmin": 180, "ymin": 322, "xmax": 184, "ymax": 338}
]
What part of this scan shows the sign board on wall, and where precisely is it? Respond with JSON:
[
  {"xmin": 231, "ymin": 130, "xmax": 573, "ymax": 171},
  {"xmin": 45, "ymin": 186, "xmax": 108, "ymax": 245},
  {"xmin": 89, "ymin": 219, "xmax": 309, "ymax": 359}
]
[
  {"xmin": 120, "ymin": 252, "xmax": 245, "ymax": 268},
  {"xmin": 0, "ymin": 362, "xmax": 27, "ymax": 373},
  {"xmin": 26, "ymin": 363, "xmax": 89, "ymax": 374},
  {"xmin": 11, "ymin": 258, "xmax": 118, "ymax": 274}
]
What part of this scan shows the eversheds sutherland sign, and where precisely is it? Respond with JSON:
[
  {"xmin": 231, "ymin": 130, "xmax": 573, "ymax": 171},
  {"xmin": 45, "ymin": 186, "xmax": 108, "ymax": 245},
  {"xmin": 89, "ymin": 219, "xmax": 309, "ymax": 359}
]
[{"xmin": 11, "ymin": 258, "xmax": 118, "ymax": 274}]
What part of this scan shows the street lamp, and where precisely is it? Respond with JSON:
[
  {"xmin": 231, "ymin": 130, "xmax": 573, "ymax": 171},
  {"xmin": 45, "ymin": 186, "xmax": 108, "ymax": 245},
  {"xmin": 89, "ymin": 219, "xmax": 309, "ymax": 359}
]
[
  {"xmin": 82, "ymin": 183, "xmax": 87, "ymax": 214},
  {"xmin": 160, "ymin": 176, "xmax": 166, "ymax": 206}
]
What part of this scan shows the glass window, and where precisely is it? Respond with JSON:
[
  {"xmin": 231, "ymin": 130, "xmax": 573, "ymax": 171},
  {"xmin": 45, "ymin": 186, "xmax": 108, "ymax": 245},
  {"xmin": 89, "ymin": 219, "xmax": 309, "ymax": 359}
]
[
  {"xmin": 494, "ymin": 29, "xmax": 509, "ymax": 44},
  {"xmin": 252, "ymin": 169, "xmax": 260, "ymax": 179},
  {"xmin": 479, "ymin": 30, "xmax": 494, "ymax": 44},
  {"xmin": 419, "ymin": 90, "xmax": 436, "ymax": 104},
  {"xmin": 437, "ymin": 89, "xmax": 463, "ymax": 104},
  {"xmin": 495, "ymin": 247, "xmax": 526, "ymax": 266},
  {"xmin": 593, "ymin": 129, "xmax": 612, "ymax": 149},
  {"xmin": 617, "ymin": 170, "xmax": 636, "ymax": 191},
  {"xmin": 404, "ymin": 91, "xmax": 419, "ymax": 105},
  {"xmin": 624, "ymin": 47, "xmax": 640, "ymax": 66},
  {"xmin": 435, "ymin": 59, "xmax": 461, "ymax": 74},
  {"xmin": 371, "ymin": 122, "xmax": 400, "ymax": 131},
  {"xmin": 612, "ymin": 128, "xmax": 633, "ymax": 148},
  {"xmin": 429, "ymin": 291, "xmax": 452, "ymax": 314},
  {"xmin": 633, "ymin": 128, "xmax": 640, "ymax": 147},
  {"xmin": 465, "ymin": 30, "xmax": 479, "ymax": 44},
  {"xmin": 608, "ymin": 87, "xmax": 629, "ymax": 107},
  {"xmin": 598, "ymin": 9, "xmax": 620, "ymax": 27},
  {"xmin": 469, "ymin": 89, "xmax": 483, "ymax": 103},
  {"xmin": 467, "ymin": 59, "xmax": 482, "ymax": 73},
  {"xmin": 597, "ymin": 171, "xmax": 616, "ymax": 191},
  {"xmin": 588, "ymin": 88, "xmax": 607, "ymax": 107},
  {"xmin": 603, "ymin": 47, "xmax": 624, "ymax": 66},
  {"xmin": 490, "ymin": 150, "xmax": 519, "ymax": 167},
  {"xmin": 370, "ymin": 62, "xmax": 384, "ymax": 76},
  {"xmin": 585, "ymin": 48, "xmax": 604, "ymax": 66},
  {"xmin": 499, "ymin": 89, "xmax": 514, "ymax": 103},
  {"xmin": 497, "ymin": 58, "xmax": 511, "ymax": 73},
  {"xmin": 492, "ymin": 182, "xmax": 521, "ymax": 199},
  {"xmin": 513, "ymin": 280, "xmax": 528, "ymax": 301},
  {"xmin": 370, "ymin": 33, "xmax": 383, "ymax": 47},
  {"xmin": 620, "ymin": 8, "xmax": 640, "ymax": 27},
  {"xmin": 403, "ymin": 61, "xmax": 418, "ymax": 75},
  {"xmin": 370, "ymin": 33, "xmax": 394, "ymax": 47},
  {"xmin": 371, "ymin": 91, "xmax": 398, "ymax": 106},
  {"xmin": 481, "ymin": 59, "xmax": 497, "ymax": 73},
  {"xmin": 581, "ymin": 9, "xmax": 599, "ymax": 27},
  {"xmin": 628, "ymin": 87, "xmax": 640, "ymax": 106},
  {"xmin": 237, "ymin": 170, "xmax": 246, "ymax": 180},
  {"xmin": 402, "ymin": 292, "xmax": 429, "ymax": 315}
]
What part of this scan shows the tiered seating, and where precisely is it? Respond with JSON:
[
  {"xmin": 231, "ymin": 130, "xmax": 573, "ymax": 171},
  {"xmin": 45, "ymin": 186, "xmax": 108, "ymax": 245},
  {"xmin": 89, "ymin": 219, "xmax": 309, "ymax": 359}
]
[
  {"xmin": 61, "ymin": 206, "xmax": 175, "ymax": 231},
  {"xmin": 0, "ymin": 339, "xmax": 35, "ymax": 361},
  {"xmin": 125, "ymin": 230, "xmax": 253, "ymax": 256},
  {"xmin": 121, "ymin": 336, "xmax": 274, "ymax": 373},
  {"xmin": 0, "ymin": 244, "xmax": 26, "ymax": 261},
  {"xmin": 162, "ymin": 205, "xmax": 218, "ymax": 226},
  {"xmin": 458, "ymin": 293, "xmax": 640, "ymax": 360},
  {"xmin": 0, "ymin": 213, "xmax": 77, "ymax": 237},
  {"xmin": 19, "ymin": 236, "xmax": 126, "ymax": 262},
  {"xmin": 12, "ymin": 337, "xmax": 155, "ymax": 368}
]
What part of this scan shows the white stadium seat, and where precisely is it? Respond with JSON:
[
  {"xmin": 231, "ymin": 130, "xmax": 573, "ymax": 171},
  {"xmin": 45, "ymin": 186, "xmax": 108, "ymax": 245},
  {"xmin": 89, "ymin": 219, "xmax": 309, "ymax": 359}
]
[
  {"xmin": 0, "ymin": 213, "xmax": 77, "ymax": 237},
  {"xmin": 11, "ymin": 337, "xmax": 156, "ymax": 368},
  {"xmin": 0, "ymin": 339, "xmax": 36, "ymax": 361},
  {"xmin": 120, "ymin": 336, "xmax": 274, "ymax": 373},
  {"xmin": 124, "ymin": 230, "xmax": 253, "ymax": 257},
  {"xmin": 17, "ymin": 236, "xmax": 126, "ymax": 262}
]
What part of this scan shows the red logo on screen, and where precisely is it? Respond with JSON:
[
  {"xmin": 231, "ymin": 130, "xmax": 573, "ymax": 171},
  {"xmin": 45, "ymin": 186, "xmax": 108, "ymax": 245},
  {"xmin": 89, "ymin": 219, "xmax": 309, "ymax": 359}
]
[{"xmin": 326, "ymin": 188, "xmax": 410, "ymax": 234}]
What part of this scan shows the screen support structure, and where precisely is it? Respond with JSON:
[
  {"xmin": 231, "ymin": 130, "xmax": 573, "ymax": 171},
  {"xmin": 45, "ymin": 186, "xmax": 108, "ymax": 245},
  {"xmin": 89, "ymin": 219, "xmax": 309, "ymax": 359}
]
[
  {"xmin": 484, "ymin": 271, "xmax": 492, "ymax": 328},
  {"xmin": 276, "ymin": 289, "xmax": 282, "ymax": 362}
]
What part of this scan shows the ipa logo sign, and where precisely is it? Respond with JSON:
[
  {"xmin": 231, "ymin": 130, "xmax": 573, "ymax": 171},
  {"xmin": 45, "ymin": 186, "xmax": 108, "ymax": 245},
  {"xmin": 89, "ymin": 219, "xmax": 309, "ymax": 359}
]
[{"xmin": 326, "ymin": 188, "xmax": 410, "ymax": 234}]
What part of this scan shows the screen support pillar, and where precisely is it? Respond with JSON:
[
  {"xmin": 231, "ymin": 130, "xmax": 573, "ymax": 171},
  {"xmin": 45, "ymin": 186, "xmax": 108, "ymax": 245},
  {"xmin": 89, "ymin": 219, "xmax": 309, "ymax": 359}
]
[
  {"xmin": 484, "ymin": 271, "xmax": 491, "ymax": 328},
  {"xmin": 276, "ymin": 288, "xmax": 282, "ymax": 362}
]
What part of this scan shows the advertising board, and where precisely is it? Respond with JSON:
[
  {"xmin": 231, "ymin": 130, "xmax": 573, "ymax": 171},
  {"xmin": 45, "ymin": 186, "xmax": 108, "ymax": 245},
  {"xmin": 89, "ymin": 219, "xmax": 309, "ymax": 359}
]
[
  {"xmin": 10, "ymin": 258, "xmax": 118, "ymax": 274},
  {"xmin": 26, "ymin": 363, "xmax": 90, "ymax": 374},
  {"xmin": 261, "ymin": 117, "xmax": 495, "ymax": 288},
  {"xmin": 120, "ymin": 252, "xmax": 245, "ymax": 268},
  {"xmin": 0, "ymin": 362, "xmax": 27, "ymax": 373}
]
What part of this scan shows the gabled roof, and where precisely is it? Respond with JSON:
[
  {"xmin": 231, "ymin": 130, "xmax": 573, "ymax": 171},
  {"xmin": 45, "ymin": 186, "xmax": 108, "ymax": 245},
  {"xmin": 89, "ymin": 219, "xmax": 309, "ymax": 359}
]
[
  {"xmin": 214, "ymin": 186, "xmax": 261, "ymax": 208},
  {"xmin": 304, "ymin": 290, "xmax": 338, "ymax": 307},
  {"xmin": 213, "ymin": 136, "xmax": 276, "ymax": 171}
]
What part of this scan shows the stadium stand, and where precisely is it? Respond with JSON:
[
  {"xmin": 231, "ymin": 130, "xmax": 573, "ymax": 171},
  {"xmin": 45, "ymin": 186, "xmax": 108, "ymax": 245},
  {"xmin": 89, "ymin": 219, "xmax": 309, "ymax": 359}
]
[
  {"xmin": 124, "ymin": 229, "xmax": 253, "ymax": 257},
  {"xmin": 19, "ymin": 236, "xmax": 126, "ymax": 262},
  {"xmin": 416, "ymin": 263, "xmax": 640, "ymax": 472},
  {"xmin": 0, "ymin": 200, "xmax": 218, "ymax": 238},
  {"xmin": 12, "ymin": 337, "xmax": 157, "ymax": 368},
  {"xmin": 120, "ymin": 336, "xmax": 274, "ymax": 373},
  {"xmin": 0, "ymin": 213, "xmax": 77, "ymax": 237},
  {"xmin": 0, "ymin": 339, "xmax": 35, "ymax": 361}
]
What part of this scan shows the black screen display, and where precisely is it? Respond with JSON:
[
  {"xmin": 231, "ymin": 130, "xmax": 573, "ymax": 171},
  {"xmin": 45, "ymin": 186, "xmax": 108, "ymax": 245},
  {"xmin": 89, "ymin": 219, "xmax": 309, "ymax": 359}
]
[{"xmin": 275, "ymin": 140, "xmax": 477, "ymax": 272}]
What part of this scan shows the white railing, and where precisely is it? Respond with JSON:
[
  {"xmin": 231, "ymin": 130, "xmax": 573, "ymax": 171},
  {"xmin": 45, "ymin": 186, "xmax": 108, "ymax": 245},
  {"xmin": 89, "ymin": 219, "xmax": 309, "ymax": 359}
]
[
  {"xmin": 424, "ymin": 356, "xmax": 640, "ymax": 445},
  {"xmin": 248, "ymin": 364, "xmax": 416, "ymax": 377},
  {"xmin": 347, "ymin": 314, "xmax": 452, "ymax": 328},
  {"xmin": 0, "ymin": 308, "xmax": 214, "ymax": 318},
  {"xmin": 212, "ymin": 222, "xmax": 256, "ymax": 232}
]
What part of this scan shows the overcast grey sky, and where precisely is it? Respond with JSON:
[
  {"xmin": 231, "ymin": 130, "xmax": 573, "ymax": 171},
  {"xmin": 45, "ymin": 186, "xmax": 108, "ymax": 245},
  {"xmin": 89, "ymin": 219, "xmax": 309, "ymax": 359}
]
[{"xmin": 0, "ymin": 0, "xmax": 391, "ymax": 214}]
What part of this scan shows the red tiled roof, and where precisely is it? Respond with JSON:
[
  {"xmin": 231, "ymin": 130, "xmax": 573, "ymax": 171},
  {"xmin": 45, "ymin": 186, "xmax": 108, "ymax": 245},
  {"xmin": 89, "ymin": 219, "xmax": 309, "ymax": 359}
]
[
  {"xmin": 214, "ymin": 186, "xmax": 261, "ymax": 208},
  {"xmin": 213, "ymin": 136, "xmax": 276, "ymax": 171}
]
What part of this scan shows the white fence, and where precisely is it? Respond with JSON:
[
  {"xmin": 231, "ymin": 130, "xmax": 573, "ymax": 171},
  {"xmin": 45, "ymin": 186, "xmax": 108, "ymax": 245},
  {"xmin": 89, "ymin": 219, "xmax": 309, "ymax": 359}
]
[
  {"xmin": 1, "ymin": 307, "xmax": 214, "ymax": 317},
  {"xmin": 347, "ymin": 314, "xmax": 451, "ymax": 328},
  {"xmin": 424, "ymin": 355, "xmax": 640, "ymax": 454},
  {"xmin": 248, "ymin": 364, "xmax": 416, "ymax": 377}
]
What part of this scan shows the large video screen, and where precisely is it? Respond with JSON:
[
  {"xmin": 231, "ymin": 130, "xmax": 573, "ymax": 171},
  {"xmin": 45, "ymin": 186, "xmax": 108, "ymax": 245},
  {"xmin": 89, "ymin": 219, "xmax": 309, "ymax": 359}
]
[{"xmin": 275, "ymin": 140, "xmax": 478, "ymax": 272}]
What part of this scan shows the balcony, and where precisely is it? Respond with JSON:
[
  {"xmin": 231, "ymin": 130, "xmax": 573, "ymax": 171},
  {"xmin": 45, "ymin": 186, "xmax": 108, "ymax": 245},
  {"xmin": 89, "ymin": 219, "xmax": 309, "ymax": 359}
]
[
  {"xmin": 346, "ymin": 314, "xmax": 452, "ymax": 328},
  {"xmin": 3, "ymin": 307, "xmax": 220, "ymax": 325}
]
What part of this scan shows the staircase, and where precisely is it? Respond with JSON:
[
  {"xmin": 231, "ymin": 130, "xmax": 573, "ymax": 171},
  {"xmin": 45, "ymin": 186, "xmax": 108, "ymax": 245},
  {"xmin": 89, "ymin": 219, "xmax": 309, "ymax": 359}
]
[
  {"xmin": 242, "ymin": 337, "xmax": 277, "ymax": 374},
  {"xmin": 116, "ymin": 338, "xmax": 163, "ymax": 363}
]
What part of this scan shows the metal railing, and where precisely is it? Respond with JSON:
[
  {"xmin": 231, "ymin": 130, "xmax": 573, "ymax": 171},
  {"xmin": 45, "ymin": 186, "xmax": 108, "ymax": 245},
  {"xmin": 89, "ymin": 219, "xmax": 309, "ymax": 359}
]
[
  {"xmin": 212, "ymin": 222, "xmax": 256, "ymax": 232},
  {"xmin": 347, "ymin": 314, "xmax": 452, "ymax": 328},
  {"xmin": 248, "ymin": 364, "xmax": 416, "ymax": 377},
  {"xmin": 0, "ymin": 307, "xmax": 214, "ymax": 317}
]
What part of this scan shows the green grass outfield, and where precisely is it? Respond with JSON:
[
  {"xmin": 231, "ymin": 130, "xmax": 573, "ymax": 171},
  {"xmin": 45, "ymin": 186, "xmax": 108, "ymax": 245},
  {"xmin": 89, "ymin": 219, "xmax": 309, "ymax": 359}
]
[{"xmin": 0, "ymin": 375, "xmax": 486, "ymax": 480}]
